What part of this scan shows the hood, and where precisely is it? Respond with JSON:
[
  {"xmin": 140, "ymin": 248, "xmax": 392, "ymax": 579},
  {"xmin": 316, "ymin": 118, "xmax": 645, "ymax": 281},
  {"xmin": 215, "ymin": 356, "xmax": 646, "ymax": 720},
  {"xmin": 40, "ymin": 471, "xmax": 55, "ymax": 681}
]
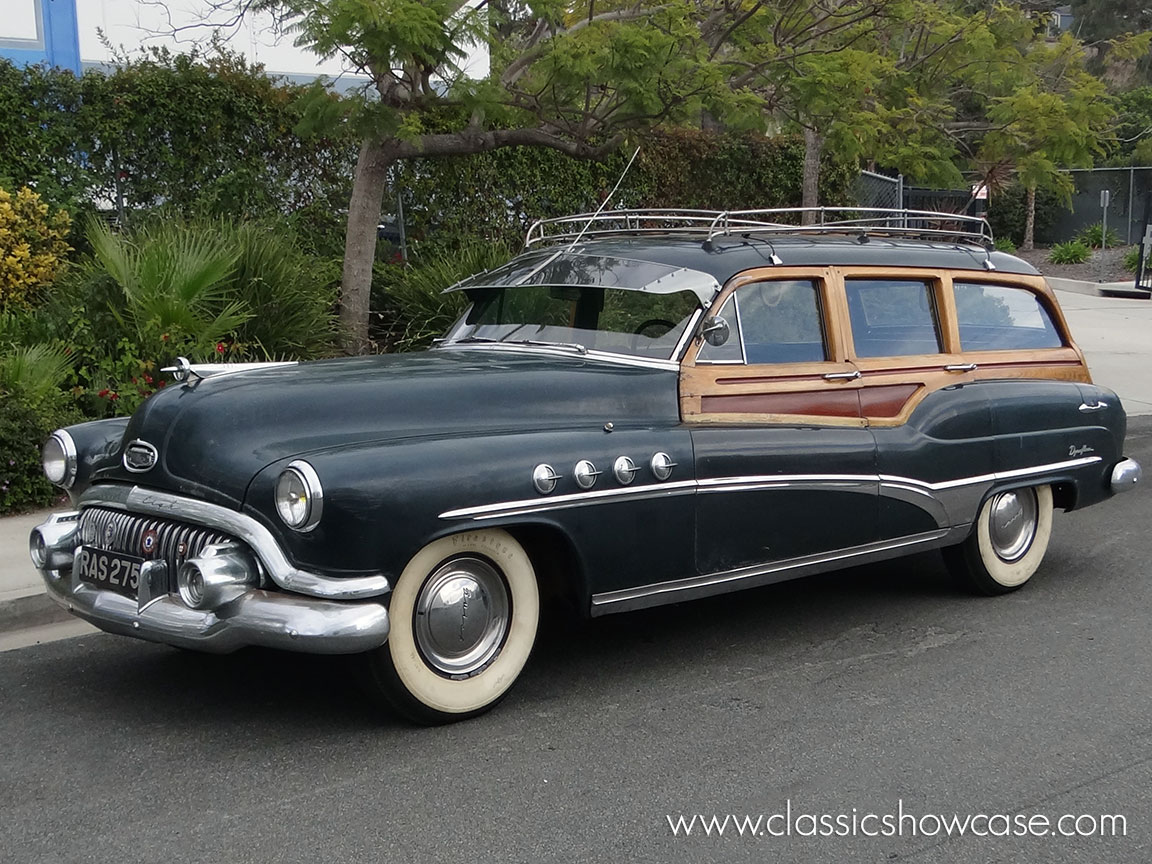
[{"xmin": 95, "ymin": 349, "xmax": 680, "ymax": 506}]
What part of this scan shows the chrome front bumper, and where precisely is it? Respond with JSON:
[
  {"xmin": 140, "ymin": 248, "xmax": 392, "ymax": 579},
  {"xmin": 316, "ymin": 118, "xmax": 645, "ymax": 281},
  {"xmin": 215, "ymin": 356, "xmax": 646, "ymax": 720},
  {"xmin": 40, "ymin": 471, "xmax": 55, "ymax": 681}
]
[{"xmin": 32, "ymin": 508, "xmax": 390, "ymax": 655}]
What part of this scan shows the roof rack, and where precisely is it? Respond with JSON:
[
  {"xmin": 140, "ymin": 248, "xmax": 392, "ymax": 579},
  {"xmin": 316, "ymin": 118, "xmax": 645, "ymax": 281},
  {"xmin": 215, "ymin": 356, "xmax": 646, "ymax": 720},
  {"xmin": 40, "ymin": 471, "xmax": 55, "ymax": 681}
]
[{"xmin": 524, "ymin": 207, "xmax": 995, "ymax": 249}]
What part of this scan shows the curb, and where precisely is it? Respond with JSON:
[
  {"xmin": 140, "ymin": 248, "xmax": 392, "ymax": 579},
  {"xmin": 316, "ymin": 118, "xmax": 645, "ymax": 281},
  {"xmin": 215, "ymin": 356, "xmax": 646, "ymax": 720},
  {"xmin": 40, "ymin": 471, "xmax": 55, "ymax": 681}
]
[{"xmin": 0, "ymin": 590, "xmax": 72, "ymax": 632}]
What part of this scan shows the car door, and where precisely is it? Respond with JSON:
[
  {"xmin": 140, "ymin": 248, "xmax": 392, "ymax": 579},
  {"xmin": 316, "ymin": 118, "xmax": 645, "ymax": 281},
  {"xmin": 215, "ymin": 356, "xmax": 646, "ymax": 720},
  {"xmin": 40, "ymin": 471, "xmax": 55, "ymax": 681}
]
[
  {"xmin": 841, "ymin": 268, "xmax": 999, "ymax": 537},
  {"xmin": 681, "ymin": 268, "xmax": 879, "ymax": 577}
]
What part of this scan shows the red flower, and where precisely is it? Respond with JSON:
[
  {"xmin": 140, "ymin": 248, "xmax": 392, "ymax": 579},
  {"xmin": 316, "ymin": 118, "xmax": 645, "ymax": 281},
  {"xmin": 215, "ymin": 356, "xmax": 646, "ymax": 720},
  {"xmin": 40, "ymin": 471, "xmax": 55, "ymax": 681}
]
[
  {"xmin": 109, "ymin": 393, "xmax": 119, "ymax": 401},
  {"xmin": 216, "ymin": 342, "xmax": 226, "ymax": 354},
  {"xmin": 143, "ymin": 374, "xmax": 153, "ymax": 384},
  {"xmin": 97, "ymin": 389, "xmax": 109, "ymax": 398},
  {"xmin": 161, "ymin": 333, "xmax": 170, "ymax": 342}
]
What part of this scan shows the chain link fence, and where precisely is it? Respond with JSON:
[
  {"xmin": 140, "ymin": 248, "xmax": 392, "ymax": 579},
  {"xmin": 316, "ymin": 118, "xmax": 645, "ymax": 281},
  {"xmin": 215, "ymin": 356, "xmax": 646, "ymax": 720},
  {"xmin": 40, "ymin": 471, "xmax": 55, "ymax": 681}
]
[
  {"xmin": 1061, "ymin": 167, "xmax": 1152, "ymax": 246},
  {"xmin": 856, "ymin": 170, "xmax": 902, "ymax": 210},
  {"xmin": 856, "ymin": 170, "xmax": 977, "ymax": 216}
]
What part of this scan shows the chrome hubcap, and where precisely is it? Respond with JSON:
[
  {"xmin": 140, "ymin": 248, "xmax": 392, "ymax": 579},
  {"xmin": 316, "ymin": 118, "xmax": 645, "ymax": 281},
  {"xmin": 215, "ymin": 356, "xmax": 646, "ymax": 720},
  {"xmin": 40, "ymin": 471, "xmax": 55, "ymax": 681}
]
[
  {"xmin": 988, "ymin": 489, "xmax": 1038, "ymax": 563},
  {"xmin": 413, "ymin": 556, "xmax": 510, "ymax": 677}
]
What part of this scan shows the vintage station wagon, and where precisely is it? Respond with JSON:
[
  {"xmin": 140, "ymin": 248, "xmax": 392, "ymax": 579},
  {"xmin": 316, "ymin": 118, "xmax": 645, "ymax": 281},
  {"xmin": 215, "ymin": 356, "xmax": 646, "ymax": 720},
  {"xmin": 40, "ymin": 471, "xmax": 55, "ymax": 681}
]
[{"xmin": 30, "ymin": 208, "xmax": 1141, "ymax": 723}]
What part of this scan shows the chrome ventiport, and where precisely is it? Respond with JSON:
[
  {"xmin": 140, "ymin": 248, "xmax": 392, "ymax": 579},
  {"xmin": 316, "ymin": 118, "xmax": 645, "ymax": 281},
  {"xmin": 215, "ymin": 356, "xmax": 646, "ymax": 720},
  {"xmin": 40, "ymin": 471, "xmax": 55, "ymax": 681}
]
[
  {"xmin": 28, "ymin": 512, "xmax": 79, "ymax": 571},
  {"xmin": 574, "ymin": 460, "xmax": 601, "ymax": 489},
  {"xmin": 651, "ymin": 452, "xmax": 677, "ymax": 481},
  {"xmin": 1111, "ymin": 458, "xmax": 1141, "ymax": 494},
  {"xmin": 613, "ymin": 456, "xmax": 638, "ymax": 485},
  {"xmin": 177, "ymin": 543, "xmax": 259, "ymax": 610},
  {"xmin": 532, "ymin": 463, "xmax": 559, "ymax": 495}
]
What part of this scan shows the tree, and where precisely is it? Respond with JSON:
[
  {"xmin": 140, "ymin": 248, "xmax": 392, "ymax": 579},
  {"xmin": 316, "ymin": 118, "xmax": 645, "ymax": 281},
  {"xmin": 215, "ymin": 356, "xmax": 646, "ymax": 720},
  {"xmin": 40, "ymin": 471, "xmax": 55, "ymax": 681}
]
[
  {"xmin": 977, "ymin": 35, "xmax": 1113, "ymax": 249},
  {"xmin": 240, "ymin": 0, "xmax": 731, "ymax": 351}
]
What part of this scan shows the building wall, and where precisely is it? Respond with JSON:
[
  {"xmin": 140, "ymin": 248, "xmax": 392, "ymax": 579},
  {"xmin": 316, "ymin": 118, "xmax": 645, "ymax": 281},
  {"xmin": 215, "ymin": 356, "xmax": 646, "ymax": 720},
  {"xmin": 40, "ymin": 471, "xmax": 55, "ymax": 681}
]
[{"xmin": 0, "ymin": 0, "xmax": 488, "ymax": 85}]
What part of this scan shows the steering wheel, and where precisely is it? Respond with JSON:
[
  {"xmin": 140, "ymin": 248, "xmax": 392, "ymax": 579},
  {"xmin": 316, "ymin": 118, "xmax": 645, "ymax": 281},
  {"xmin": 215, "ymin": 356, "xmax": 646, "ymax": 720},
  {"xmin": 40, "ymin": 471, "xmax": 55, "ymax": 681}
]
[{"xmin": 633, "ymin": 318, "xmax": 677, "ymax": 338}]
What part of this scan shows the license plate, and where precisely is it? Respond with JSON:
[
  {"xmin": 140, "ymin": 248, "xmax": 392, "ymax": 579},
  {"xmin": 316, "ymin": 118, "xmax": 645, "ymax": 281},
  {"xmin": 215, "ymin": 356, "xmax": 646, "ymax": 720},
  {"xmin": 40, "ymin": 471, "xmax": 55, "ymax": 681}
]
[{"xmin": 76, "ymin": 546, "xmax": 143, "ymax": 599}]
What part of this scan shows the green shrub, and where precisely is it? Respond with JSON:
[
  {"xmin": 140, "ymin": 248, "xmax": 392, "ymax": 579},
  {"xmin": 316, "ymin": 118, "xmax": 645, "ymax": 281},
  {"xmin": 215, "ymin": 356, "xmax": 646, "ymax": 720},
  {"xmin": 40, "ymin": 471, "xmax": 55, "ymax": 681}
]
[
  {"xmin": 993, "ymin": 236, "xmax": 1017, "ymax": 253},
  {"xmin": 1049, "ymin": 240, "xmax": 1092, "ymax": 264},
  {"xmin": 1077, "ymin": 222, "xmax": 1121, "ymax": 249},
  {"xmin": 1123, "ymin": 246, "xmax": 1150, "ymax": 273},
  {"xmin": 45, "ymin": 216, "xmax": 340, "ymax": 415},
  {"xmin": 373, "ymin": 241, "xmax": 514, "ymax": 352},
  {"xmin": 0, "ymin": 345, "xmax": 81, "ymax": 514}
]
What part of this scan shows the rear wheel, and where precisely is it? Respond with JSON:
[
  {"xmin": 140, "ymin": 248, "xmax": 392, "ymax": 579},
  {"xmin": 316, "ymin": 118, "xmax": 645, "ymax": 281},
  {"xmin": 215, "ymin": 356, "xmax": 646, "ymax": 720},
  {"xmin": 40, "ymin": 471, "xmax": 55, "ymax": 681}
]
[
  {"xmin": 360, "ymin": 529, "xmax": 539, "ymax": 724},
  {"xmin": 943, "ymin": 485, "xmax": 1053, "ymax": 595}
]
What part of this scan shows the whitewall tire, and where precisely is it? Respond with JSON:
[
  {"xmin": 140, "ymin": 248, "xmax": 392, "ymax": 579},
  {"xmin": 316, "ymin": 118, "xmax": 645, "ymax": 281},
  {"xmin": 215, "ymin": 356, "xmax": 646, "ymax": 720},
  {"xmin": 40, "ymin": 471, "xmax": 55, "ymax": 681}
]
[
  {"xmin": 944, "ymin": 485, "xmax": 1053, "ymax": 595},
  {"xmin": 360, "ymin": 529, "xmax": 540, "ymax": 724}
]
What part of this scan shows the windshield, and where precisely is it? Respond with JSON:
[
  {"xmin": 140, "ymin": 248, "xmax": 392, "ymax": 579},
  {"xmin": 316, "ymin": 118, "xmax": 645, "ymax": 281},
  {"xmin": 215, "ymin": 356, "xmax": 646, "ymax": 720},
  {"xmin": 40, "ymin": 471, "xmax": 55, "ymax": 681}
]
[{"xmin": 443, "ymin": 285, "xmax": 701, "ymax": 359}]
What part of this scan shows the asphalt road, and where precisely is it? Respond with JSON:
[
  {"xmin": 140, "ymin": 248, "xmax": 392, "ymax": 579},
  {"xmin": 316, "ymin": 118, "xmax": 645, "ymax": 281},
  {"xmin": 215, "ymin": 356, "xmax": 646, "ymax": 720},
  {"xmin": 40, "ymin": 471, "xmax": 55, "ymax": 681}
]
[{"xmin": 3, "ymin": 419, "xmax": 1151, "ymax": 864}]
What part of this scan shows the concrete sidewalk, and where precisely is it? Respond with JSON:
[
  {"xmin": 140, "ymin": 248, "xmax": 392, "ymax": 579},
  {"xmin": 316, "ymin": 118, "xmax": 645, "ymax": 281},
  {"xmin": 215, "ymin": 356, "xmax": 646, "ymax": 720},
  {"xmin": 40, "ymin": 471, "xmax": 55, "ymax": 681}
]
[
  {"xmin": 1057, "ymin": 288, "xmax": 1152, "ymax": 415},
  {"xmin": 2, "ymin": 283, "xmax": 1150, "ymax": 635}
]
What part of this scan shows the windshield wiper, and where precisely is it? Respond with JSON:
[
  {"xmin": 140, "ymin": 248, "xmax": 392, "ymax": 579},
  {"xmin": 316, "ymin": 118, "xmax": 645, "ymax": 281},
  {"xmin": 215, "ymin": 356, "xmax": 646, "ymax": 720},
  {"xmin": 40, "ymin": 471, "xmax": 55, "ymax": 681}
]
[
  {"xmin": 500, "ymin": 338, "xmax": 588, "ymax": 355},
  {"xmin": 446, "ymin": 335, "xmax": 501, "ymax": 345}
]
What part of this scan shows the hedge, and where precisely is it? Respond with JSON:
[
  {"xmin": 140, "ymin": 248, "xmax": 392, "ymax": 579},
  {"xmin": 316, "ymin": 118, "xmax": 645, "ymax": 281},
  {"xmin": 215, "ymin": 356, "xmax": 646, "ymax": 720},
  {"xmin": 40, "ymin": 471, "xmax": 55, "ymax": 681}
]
[
  {"xmin": 391, "ymin": 129, "xmax": 858, "ymax": 253},
  {"xmin": 0, "ymin": 54, "xmax": 856, "ymax": 260}
]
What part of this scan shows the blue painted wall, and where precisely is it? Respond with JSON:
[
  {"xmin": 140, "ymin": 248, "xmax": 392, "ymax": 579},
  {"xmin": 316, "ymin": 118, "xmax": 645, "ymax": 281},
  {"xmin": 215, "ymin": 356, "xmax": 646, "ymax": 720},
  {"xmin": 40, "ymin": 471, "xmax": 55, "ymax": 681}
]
[{"xmin": 0, "ymin": 0, "xmax": 81, "ymax": 74}]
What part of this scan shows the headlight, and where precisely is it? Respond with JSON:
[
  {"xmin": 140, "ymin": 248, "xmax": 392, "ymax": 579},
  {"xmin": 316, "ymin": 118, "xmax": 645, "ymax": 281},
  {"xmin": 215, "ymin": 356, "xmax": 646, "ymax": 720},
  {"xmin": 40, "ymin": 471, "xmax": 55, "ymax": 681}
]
[
  {"xmin": 42, "ymin": 430, "xmax": 77, "ymax": 488},
  {"xmin": 274, "ymin": 460, "xmax": 323, "ymax": 532}
]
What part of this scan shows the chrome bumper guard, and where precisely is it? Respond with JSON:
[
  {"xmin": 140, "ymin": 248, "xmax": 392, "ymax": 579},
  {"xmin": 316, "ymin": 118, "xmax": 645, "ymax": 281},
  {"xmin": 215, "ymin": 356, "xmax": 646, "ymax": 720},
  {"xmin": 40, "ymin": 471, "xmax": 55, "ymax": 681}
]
[
  {"xmin": 30, "ymin": 496, "xmax": 391, "ymax": 655},
  {"xmin": 1111, "ymin": 458, "xmax": 1141, "ymax": 495}
]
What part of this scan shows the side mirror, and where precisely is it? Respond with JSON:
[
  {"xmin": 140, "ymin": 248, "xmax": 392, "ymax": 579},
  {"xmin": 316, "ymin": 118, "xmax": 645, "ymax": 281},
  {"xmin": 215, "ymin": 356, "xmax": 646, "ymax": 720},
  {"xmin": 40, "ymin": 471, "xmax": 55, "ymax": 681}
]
[{"xmin": 700, "ymin": 315, "xmax": 731, "ymax": 347}]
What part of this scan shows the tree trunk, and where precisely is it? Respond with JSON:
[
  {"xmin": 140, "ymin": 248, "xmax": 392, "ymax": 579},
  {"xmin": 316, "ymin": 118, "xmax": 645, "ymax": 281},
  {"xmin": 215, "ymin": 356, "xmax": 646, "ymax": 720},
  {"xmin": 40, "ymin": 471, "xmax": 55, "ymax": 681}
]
[
  {"xmin": 801, "ymin": 127, "xmax": 824, "ymax": 225},
  {"xmin": 1022, "ymin": 184, "xmax": 1036, "ymax": 251},
  {"xmin": 341, "ymin": 139, "xmax": 394, "ymax": 354}
]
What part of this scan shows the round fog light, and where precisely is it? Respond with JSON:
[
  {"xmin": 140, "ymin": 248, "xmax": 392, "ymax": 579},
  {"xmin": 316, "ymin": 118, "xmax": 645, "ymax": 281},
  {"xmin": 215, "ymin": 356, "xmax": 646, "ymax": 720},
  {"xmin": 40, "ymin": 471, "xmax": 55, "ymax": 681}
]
[
  {"xmin": 178, "ymin": 562, "xmax": 207, "ymax": 609},
  {"xmin": 29, "ymin": 530, "xmax": 47, "ymax": 569}
]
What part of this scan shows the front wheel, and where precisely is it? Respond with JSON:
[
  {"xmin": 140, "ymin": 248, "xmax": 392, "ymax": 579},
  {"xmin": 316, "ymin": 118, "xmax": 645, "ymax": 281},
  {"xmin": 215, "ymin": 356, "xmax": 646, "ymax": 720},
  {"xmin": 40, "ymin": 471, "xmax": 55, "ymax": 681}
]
[
  {"xmin": 360, "ymin": 529, "xmax": 540, "ymax": 724},
  {"xmin": 943, "ymin": 485, "xmax": 1053, "ymax": 595}
]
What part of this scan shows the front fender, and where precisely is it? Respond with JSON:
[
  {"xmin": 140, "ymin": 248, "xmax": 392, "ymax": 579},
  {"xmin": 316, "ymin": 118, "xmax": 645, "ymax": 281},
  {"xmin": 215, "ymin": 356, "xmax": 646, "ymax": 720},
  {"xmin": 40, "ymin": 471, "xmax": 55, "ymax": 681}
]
[{"xmin": 243, "ymin": 424, "xmax": 696, "ymax": 604}]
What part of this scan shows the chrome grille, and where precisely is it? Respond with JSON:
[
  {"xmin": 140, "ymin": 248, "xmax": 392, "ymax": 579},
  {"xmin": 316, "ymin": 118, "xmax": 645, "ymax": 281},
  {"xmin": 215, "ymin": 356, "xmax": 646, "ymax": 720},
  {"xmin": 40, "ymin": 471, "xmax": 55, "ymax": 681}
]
[{"xmin": 78, "ymin": 506, "xmax": 234, "ymax": 574}]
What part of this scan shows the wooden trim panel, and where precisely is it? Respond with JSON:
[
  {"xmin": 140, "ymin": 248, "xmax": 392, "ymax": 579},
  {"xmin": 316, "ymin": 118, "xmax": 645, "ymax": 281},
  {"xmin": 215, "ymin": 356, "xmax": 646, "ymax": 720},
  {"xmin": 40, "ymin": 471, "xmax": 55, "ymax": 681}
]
[{"xmin": 679, "ymin": 265, "xmax": 1091, "ymax": 427}]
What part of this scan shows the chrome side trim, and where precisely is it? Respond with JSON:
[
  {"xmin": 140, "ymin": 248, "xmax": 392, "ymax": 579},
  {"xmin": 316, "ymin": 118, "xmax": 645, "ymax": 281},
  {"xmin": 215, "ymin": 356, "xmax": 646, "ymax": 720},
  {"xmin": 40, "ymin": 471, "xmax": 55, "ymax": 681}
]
[
  {"xmin": 440, "ymin": 457, "xmax": 1105, "ymax": 522},
  {"xmin": 440, "ymin": 479, "xmax": 698, "ymax": 520},
  {"xmin": 591, "ymin": 528, "xmax": 957, "ymax": 615},
  {"xmin": 878, "ymin": 455, "xmax": 1102, "ymax": 491},
  {"xmin": 77, "ymin": 486, "xmax": 391, "ymax": 600}
]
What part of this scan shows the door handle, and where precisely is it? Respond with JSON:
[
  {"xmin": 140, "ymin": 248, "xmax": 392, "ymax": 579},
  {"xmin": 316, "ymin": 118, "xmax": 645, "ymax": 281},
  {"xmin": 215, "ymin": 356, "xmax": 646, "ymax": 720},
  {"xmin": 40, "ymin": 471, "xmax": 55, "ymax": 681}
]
[
  {"xmin": 944, "ymin": 363, "xmax": 978, "ymax": 372},
  {"xmin": 1079, "ymin": 401, "xmax": 1107, "ymax": 412},
  {"xmin": 823, "ymin": 370, "xmax": 861, "ymax": 381}
]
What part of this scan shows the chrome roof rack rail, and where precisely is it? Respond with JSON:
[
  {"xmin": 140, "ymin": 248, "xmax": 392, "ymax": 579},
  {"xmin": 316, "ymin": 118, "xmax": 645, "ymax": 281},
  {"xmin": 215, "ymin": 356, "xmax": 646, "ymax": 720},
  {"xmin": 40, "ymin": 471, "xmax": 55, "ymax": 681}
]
[{"xmin": 524, "ymin": 207, "xmax": 994, "ymax": 250}]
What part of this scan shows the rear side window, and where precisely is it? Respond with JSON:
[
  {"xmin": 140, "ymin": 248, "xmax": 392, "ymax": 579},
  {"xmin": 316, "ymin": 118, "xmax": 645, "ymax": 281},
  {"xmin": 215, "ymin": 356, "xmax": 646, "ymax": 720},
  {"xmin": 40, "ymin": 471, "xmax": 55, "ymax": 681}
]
[
  {"xmin": 845, "ymin": 279, "xmax": 942, "ymax": 358},
  {"xmin": 953, "ymin": 283, "xmax": 1063, "ymax": 350}
]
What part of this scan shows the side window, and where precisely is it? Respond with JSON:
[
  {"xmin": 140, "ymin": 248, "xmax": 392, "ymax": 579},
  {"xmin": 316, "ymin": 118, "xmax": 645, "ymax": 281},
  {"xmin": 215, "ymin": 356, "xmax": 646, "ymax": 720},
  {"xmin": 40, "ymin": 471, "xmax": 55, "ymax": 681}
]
[
  {"xmin": 953, "ymin": 283, "xmax": 1063, "ymax": 350},
  {"xmin": 698, "ymin": 279, "xmax": 826, "ymax": 364},
  {"xmin": 845, "ymin": 279, "xmax": 942, "ymax": 358}
]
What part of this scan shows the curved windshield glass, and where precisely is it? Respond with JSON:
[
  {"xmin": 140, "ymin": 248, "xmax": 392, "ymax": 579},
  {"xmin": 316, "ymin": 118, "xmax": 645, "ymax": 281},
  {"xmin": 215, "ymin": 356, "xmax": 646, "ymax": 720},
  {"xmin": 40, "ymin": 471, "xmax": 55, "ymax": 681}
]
[{"xmin": 443, "ymin": 285, "xmax": 701, "ymax": 359}]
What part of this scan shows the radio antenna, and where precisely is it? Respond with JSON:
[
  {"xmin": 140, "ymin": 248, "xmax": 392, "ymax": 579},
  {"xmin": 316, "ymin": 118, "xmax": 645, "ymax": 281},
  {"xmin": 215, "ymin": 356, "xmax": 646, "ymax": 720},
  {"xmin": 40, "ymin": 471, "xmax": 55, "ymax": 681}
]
[{"xmin": 564, "ymin": 145, "xmax": 641, "ymax": 251}]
